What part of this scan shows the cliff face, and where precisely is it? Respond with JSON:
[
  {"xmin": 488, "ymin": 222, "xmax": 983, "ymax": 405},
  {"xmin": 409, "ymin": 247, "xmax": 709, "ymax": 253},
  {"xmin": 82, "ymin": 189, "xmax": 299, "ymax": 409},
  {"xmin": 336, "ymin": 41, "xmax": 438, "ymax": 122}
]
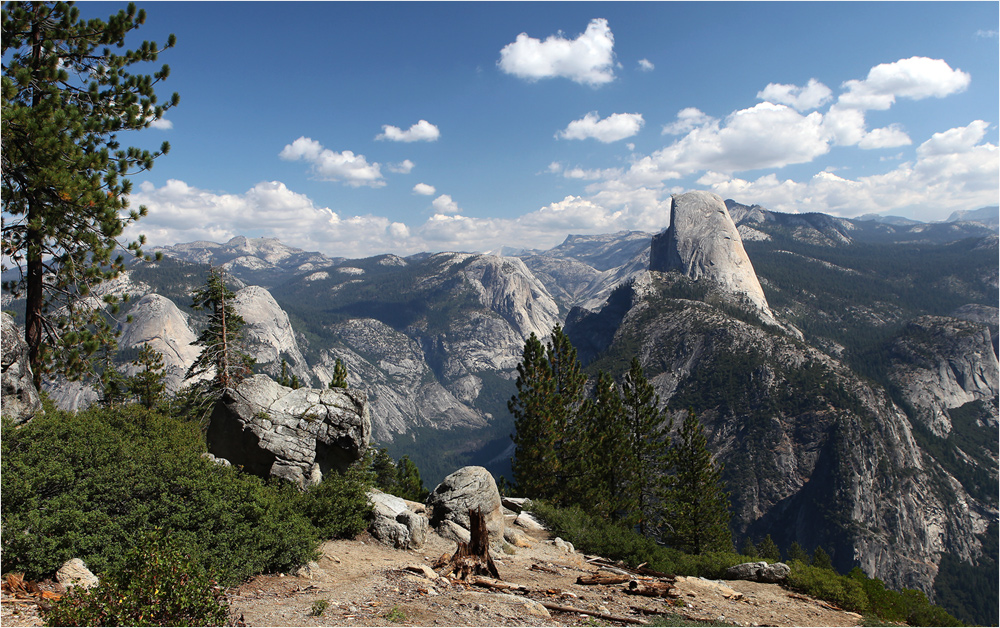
[
  {"xmin": 651, "ymin": 191, "xmax": 775, "ymax": 325},
  {"xmin": 568, "ymin": 272, "xmax": 995, "ymax": 596}
]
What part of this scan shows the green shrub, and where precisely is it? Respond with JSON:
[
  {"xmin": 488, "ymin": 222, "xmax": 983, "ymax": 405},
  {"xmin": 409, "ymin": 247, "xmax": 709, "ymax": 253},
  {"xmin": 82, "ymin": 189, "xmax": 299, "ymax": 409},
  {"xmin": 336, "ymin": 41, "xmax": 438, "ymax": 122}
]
[
  {"xmin": 787, "ymin": 560, "xmax": 870, "ymax": 614},
  {"xmin": 43, "ymin": 531, "xmax": 229, "ymax": 627},
  {"xmin": 299, "ymin": 463, "xmax": 373, "ymax": 539},
  {"xmin": 1, "ymin": 404, "xmax": 319, "ymax": 585}
]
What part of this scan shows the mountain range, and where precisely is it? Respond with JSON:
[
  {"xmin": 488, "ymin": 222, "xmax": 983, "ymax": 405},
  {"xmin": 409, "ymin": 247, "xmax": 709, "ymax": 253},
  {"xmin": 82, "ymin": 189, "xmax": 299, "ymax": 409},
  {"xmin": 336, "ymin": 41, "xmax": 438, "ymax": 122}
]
[{"xmin": 4, "ymin": 198, "xmax": 996, "ymax": 624}]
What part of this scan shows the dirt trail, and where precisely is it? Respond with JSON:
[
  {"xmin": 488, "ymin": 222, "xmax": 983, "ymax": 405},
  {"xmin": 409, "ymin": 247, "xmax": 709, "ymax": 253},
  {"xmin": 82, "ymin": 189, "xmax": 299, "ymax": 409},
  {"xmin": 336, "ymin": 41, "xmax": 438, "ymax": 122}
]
[{"xmin": 2, "ymin": 528, "xmax": 863, "ymax": 627}]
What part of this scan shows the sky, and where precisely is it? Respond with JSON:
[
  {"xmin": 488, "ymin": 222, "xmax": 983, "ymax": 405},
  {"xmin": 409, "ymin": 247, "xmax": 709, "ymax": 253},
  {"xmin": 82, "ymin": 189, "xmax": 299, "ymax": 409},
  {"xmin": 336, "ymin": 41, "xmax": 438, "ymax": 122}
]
[{"xmin": 69, "ymin": 2, "xmax": 1000, "ymax": 258}]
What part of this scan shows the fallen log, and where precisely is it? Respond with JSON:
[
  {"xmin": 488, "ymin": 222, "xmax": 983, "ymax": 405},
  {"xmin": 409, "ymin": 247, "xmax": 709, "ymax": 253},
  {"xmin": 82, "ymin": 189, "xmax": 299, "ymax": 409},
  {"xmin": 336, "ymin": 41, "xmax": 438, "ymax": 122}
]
[
  {"xmin": 539, "ymin": 601, "xmax": 648, "ymax": 625},
  {"xmin": 576, "ymin": 573, "xmax": 631, "ymax": 585},
  {"xmin": 625, "ymin": 580, "xmax": 679, "ymax": 598},
  {"xmin": 530, "ymin": 563, "xmax": 559, "ymax": 574},
  {"xmin": 469, "ymin": 576, "xmax": 527, "ymax": 592}
]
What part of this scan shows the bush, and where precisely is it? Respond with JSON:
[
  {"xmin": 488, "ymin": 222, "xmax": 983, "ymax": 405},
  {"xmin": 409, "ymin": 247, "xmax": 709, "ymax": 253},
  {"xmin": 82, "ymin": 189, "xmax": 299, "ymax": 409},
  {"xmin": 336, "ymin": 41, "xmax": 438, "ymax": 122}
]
[
  {"xmin": 787, "ymin": 560, "xmax": 870, "ymax": 614},
  {"xmin": 43, "ymin": 531, "xmax": 229, "ymax": 626},
  {"xmin": 299, "ymin": 463, "xmax": 374, "ymax": 539},
  {"xmin": 1, "ymin": 404, "xmax": 319, "ymax": 585}
]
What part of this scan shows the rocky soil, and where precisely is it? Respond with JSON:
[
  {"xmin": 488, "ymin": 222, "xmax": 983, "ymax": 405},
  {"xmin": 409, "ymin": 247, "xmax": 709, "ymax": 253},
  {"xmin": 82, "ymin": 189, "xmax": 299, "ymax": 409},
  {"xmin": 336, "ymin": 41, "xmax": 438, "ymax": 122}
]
[{"xmin": 2, "ymin": 527, "xmax": 863, "ymax": 627}]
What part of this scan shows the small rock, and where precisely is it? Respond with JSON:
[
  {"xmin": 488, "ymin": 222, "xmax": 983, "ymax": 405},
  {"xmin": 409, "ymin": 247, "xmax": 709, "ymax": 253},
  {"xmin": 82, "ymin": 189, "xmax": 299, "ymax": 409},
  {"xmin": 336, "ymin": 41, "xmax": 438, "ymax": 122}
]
[
  {"xmin": 56, "ymin": 558, "xmax": 99, "ymax": 590},
  {"xmin": 553, "ymin": 537, "xmax": 575, "ymax": 554},
  {"xmin": 522, "ymin": 600, "xmax": 551, "ymax": 618}
]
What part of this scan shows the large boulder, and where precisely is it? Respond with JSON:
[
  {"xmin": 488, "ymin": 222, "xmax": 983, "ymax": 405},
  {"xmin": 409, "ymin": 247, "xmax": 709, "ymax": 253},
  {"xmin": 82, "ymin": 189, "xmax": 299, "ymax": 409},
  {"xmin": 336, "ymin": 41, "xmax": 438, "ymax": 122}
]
[
  {"xmin": 368, "ymin": 489, "xmax": 428, "ymax": 549},
  {"xmin": 724, "ymin": 561, "xmax": 790, "ymax": 583},
  {"xmin": 426, "ymin": 466, "xmax": 503, "ymax": 541},
  {"xmin": 1, "ymin": 312, "xmax": 42, "ymax": 424},
  {"xmin": 207, "ymin": 374, "xmax": 370, "ymax": 487}
]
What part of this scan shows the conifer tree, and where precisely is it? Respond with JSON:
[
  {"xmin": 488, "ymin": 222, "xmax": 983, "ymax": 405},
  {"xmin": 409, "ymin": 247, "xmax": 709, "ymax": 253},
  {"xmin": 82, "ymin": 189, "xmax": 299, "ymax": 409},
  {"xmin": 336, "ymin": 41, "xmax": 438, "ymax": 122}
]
[
  {"xmin": 661, "ymin": 409, "xmax": 733, "ymax": 554},
  {"xmin": 757, "ymin": 534, "xmax": 781, "ymax": 562},
  {"xmin": 788, "ymin": 541, "xmax": 810, "ymax": 563},
  {"xmin": 395, "ymin": 455, "xmax": 428, "ymax": 502},
  {"xmin": 576, "ymin": 371, "xmax": 629, "ymax": 519},
  {"xmin": 278, "ymin": 358, "xmax": 291, "ymax": 387},
  {"xmin": 1, "ymin": 1, "xmax": 178, "ymax": 385},
  {"xmin": 544, "ymin": 324, "xmax": 587, "ymax": 505},
  {"xmin": 97, "ymin": 344, "xmax": 129, "ymax": 407},
  {"xmin": 509, "ymin": 332, "xmax": 559, "ymax": 499},
  {"xmin": 329, "ymin": 358, "xmax": 348, "ymax": 389},
  {"xmin": 184, "ymin": 268, "xmax": 252, "ymax": 419},
  {"xmin": 621, "ymin": 357, "xmax": 672, "ymax": 534},
  {"xmin": 128, "ymin": 343, "xmax": 166, "ymax": 409}
]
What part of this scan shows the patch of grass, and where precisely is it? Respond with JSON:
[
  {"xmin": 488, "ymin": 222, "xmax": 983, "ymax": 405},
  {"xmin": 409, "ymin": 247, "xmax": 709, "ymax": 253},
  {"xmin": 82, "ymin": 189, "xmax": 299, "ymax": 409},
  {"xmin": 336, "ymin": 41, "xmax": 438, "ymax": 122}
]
[
  {"xmin": 309, "ymin": 598, "xmax": 329, "ymax": 617},
  {"xmin": 384, "ymin": 604, "xmax": 406, "ymax": 622}
]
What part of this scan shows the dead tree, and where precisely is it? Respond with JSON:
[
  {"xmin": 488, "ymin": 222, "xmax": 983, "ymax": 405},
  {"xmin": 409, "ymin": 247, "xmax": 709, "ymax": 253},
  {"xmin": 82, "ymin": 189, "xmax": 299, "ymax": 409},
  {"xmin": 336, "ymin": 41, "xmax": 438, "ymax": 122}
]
[{"xmin": 436, "ymin": 509, "xmax": 501, "ymax": 581}]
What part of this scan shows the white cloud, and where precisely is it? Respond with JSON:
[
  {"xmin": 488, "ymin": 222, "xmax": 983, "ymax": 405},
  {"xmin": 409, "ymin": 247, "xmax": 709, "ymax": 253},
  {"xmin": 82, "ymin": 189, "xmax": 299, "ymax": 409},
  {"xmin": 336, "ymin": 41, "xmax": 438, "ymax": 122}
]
[
  {"xmin": 377, "ymin": 119, "xmax": 441, "ymax": 142},
  {"xmin": 557, "ymin": 111, "xmax": 644, "ymax": 143},
  {"xmin": 976, "ymin": 29, "xmax": 998, "ymax": 38},
  {"xmin": 412, "ymin": 182, "xmax": 436, "ymax": 196},
  {"xmin": 638, "ymin": 58, "xmax": 654, "ymax": 72},
  {"xmin": 432, "ymin": 194, "xmax": 461, "ymax": 214},
  {"xmin": 498, "ymin": 18, "xmax": 616, "ymax": 86},
  {"xmin": 148, "ymin": 117, "xmax": 174, "ymax": 130},
  {"xmin": 662, "ymin": 107, "xmax": 716, "ymax": 135},
  {"xmin": 699, "ymin": 121, "xmax": 998, "ymax": 218},
  {"xmin": 279, "ymin": 137, "xmax": 384, "ymax": 187},
  {"xmin": 642, "ymin": 102, "xmax": 829, "ymax": 178},
  {"xmin": 756, "ymin": 78, "xmax": 832, "ymax": 111},
  {"xmin": 857, "ymin": 124, "xmax": 912, "ymax": 149},
  {"xmin": 388, "ymin": 159, "xmax": 415, "ymax": 174},
  {"xmin": 838, "ymin": 56, "xmax": 971, "ymax": 110}
]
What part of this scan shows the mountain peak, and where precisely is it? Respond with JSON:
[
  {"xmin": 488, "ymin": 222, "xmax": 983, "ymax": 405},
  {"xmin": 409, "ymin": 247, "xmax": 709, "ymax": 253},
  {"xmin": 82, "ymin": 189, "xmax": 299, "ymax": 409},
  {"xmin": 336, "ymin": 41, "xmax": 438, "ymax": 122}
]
[{"xmin": 650, "ymin": 191, "xmax": 775, "ymax": 323}]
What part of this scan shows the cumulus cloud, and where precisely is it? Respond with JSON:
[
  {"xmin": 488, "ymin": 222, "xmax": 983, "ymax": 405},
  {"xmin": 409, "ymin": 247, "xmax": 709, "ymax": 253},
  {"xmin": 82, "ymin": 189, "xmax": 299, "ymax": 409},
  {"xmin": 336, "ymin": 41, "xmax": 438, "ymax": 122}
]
[
  {"xmin": 641, "ymin": 102, "xmax": 829, "ymax": 178},
  {"xmin": 148, "ymin": 117, "xmax": 174, "ymax": 130},
  {"xmin": 388, "ymin": 159, "xmax": 415, "ymax": 174},
  {"xmin": 377, "ymin": 119, "xmax": 441, "ymax": 142},
  {"xmin": 557, "ymin": 111, "xmax": 644, "ymax": 143},
  {"xmin": 757, "ymin": 78, "xmax": 832, "ymax": 111},
  {"xmin": 498, "ymin": 18, "xmax": 616, "ymax": 86},
  {"xmin": 279, "ymin": 137, "xmax": 385, "ymax": 187},
  {"xmin": 432, "ymin": 194, "xmax": 461, "ymax": 214},
  {"xmin": 638, "ymin": 58, "xmax": 654, "ymax": 72},
  {"xmin": 838, "ymin": 56, "xmax": 971, "ymax": 110},
  {"xmin": 857, "ymin": 124, "xmax": 912, "ymax": 149},
  {"xmin": 412, "ymin": 182, "xmax": 436, "ymax": 195},
  {"xmin": 662, "ymin": 108, "xmax": 716, "ymax": 135},
  {"xmin": 698, "ymin": 120, "xmax": 997, "ymax": 218}
]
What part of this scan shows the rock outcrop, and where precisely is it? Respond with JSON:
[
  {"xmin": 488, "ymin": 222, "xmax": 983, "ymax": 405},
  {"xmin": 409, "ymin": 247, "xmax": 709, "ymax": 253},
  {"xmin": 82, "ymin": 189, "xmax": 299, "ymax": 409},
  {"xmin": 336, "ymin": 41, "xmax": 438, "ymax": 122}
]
[
  {"xmin": 118, "ymin": 294, "xmax": 201, "ymax": 392},
  {"xmin": 368, "ymin": 489, "xmax": 429, "ymax": 550},
  {"xmin": 207, "ymin": 375, "xmax": 370, "ymax": 487},
  {"xmin": 233, "ymin": 285, "xmax": 311, "ymax": 384},
  {"xmin": 1, "ymin": 312, "xmax": 42, "ymax": 424},
  {"xmin": 888, "ymin": 316, "xmax": 1000, "ymax": 437},
  {"xmin": 426, "ymin": 466, "xmax": 504, "ymax": 542},
  {"xmin": 650, "ymin": 191, "xmax": 775, "ymax": 324},
  {"xmin": 724, "ymin": 562, "xmax": 790, "ymax": 583}
]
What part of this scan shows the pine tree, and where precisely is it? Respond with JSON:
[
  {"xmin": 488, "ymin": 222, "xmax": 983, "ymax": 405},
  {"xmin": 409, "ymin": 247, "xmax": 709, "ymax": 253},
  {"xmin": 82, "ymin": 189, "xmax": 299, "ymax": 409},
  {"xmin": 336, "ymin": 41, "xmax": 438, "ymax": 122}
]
[
  {"xmin": 128, "ymin": 343, "xmax": 166, "ymax": 409},
  {"xmin": 509, "ymin": 332, "xmax": 559, "ymax": 499},
  {"xmin": 812, "ymin": 545, "xmax": 834, "ymax": 571},
  {"xmin": 621, "ymin": 357, "xmax": 672, "ymax": 534},
  {"xmin": 1, "ymin": 2, "xmax": 178, "ymax": 385},
  {"xmin": 576, "ymin": 371, "xmax": 629, "ymax": 519},
  {"xmin": 787, "ymin": 541, "xmax": 810, "ymax": 563},
  {"xmin": 329, "ymin": 358, "xmax": 348, "ymax": 389},
  {"xmin": 740, "ymin": 537, "xmax": 759, "ymax": 558},
  {"xmin": 98, "ymin": 344, "xmax": 129, "ymax": 407},
  {"xmin": 757, "ymin": 534, "xmax": 782, "ymax": 562},
  {"xmin": 278, "ymin": 358, "xmax": 291, "ymax": 386},
  {"xmin": 395, "ymin": 455, "xmax": 428, "ymax": 502},
  {"xmin": 544, "ymin": 324, "xmax": 587, "ymax": 505},
  {"xmin": 370, "ymin": 447, "xmax": 399, "ymax": 494},
  {"xmin": 661, "ymin": 409, "xmax": 733, "ymax": 554},
  {"xmin": 184, "ymin": 268, "xmax": 252, "ymax": 419}
]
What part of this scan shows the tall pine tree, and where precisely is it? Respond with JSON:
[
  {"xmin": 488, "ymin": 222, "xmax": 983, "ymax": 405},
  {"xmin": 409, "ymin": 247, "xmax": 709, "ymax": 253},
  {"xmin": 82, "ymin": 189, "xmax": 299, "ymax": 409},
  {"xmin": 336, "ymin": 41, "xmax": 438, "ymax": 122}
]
[
  {"xmin": 184, "ymin": 267, "xmax": 252, "ymax": 420},
  {"xmin": 621, "ymin": 357, "xmax": 672, "ymax": 534},
  {"xmin": 661, "ymin": 409, "xmax": 733, "ymax": 554},
  {"xmin": 576, "ymin": 371, "xmax": 629, "ymax": 519},
  {"xmin": 1, "ymin": 1, "xmax": 178, "ymax": 384},
  {"xmin": 509, "ymin": 332, "xmax": 559, "ymax": 499},
  {"xmin": 544, "ymin": 324, "xmax": 587, "ymax": 505}
]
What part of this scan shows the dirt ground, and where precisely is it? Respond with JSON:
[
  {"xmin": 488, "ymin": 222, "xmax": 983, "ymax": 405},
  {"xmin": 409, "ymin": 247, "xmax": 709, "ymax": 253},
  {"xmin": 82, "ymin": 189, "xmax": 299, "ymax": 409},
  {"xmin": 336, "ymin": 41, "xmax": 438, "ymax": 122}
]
[{"xmin": 2, "ymin": 522, "xmax": 864, "ymax": 627}]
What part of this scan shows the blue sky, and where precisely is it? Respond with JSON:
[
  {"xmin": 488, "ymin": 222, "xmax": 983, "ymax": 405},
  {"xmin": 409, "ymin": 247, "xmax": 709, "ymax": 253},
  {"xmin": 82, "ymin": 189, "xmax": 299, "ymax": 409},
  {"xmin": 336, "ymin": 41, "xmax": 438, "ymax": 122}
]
[{"xmin": 75, "ymin": 1, "xmax": 999, "ymax": 258}]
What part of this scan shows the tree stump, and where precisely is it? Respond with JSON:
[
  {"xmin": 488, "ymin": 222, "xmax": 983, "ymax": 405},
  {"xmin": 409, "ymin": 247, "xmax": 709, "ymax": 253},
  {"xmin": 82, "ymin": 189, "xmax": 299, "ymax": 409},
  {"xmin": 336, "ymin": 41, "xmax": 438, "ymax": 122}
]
[{"xmin": 436, "ymin": 508, "xmax": 501, "ymax": 581}]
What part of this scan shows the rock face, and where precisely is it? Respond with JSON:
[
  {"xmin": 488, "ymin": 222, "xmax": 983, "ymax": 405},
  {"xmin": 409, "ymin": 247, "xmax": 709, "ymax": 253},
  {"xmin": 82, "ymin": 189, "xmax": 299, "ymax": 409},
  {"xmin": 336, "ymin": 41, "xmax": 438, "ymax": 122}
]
[
  {"xmin": 233, "ymin": 285, "xmax": 311, "ymax": 384},
  {"xmin": 118, "ymin": 294, "xmax": 201, "ymax": 392},
  {"xmin": 56, "ymin": 558, "xmax": 99, "ymax": 590},
  {"xmin": 651, "ymin": 191, "xmax": 774, "ymax": 322},
  {"xmin": 566, "ymin": 272, "xmax": 994, "ymax": 596},
  {"xmin": 368, "ymin": 489, "xmax": 429, "ymax": 549},
  {"xmin": 207, "ymin": 375, "xmax": 371, "ymax": 487},
  {"xmin": 426, "ymin": 466, "xmax": 504, "ymax": 542},
  {"xmin": 1, "ymin": 312, "xmax": 42, "ymax": 424},
  {"xmin": 888, "ymin": 316, "xmax": 1000, "ymax": 437}
]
